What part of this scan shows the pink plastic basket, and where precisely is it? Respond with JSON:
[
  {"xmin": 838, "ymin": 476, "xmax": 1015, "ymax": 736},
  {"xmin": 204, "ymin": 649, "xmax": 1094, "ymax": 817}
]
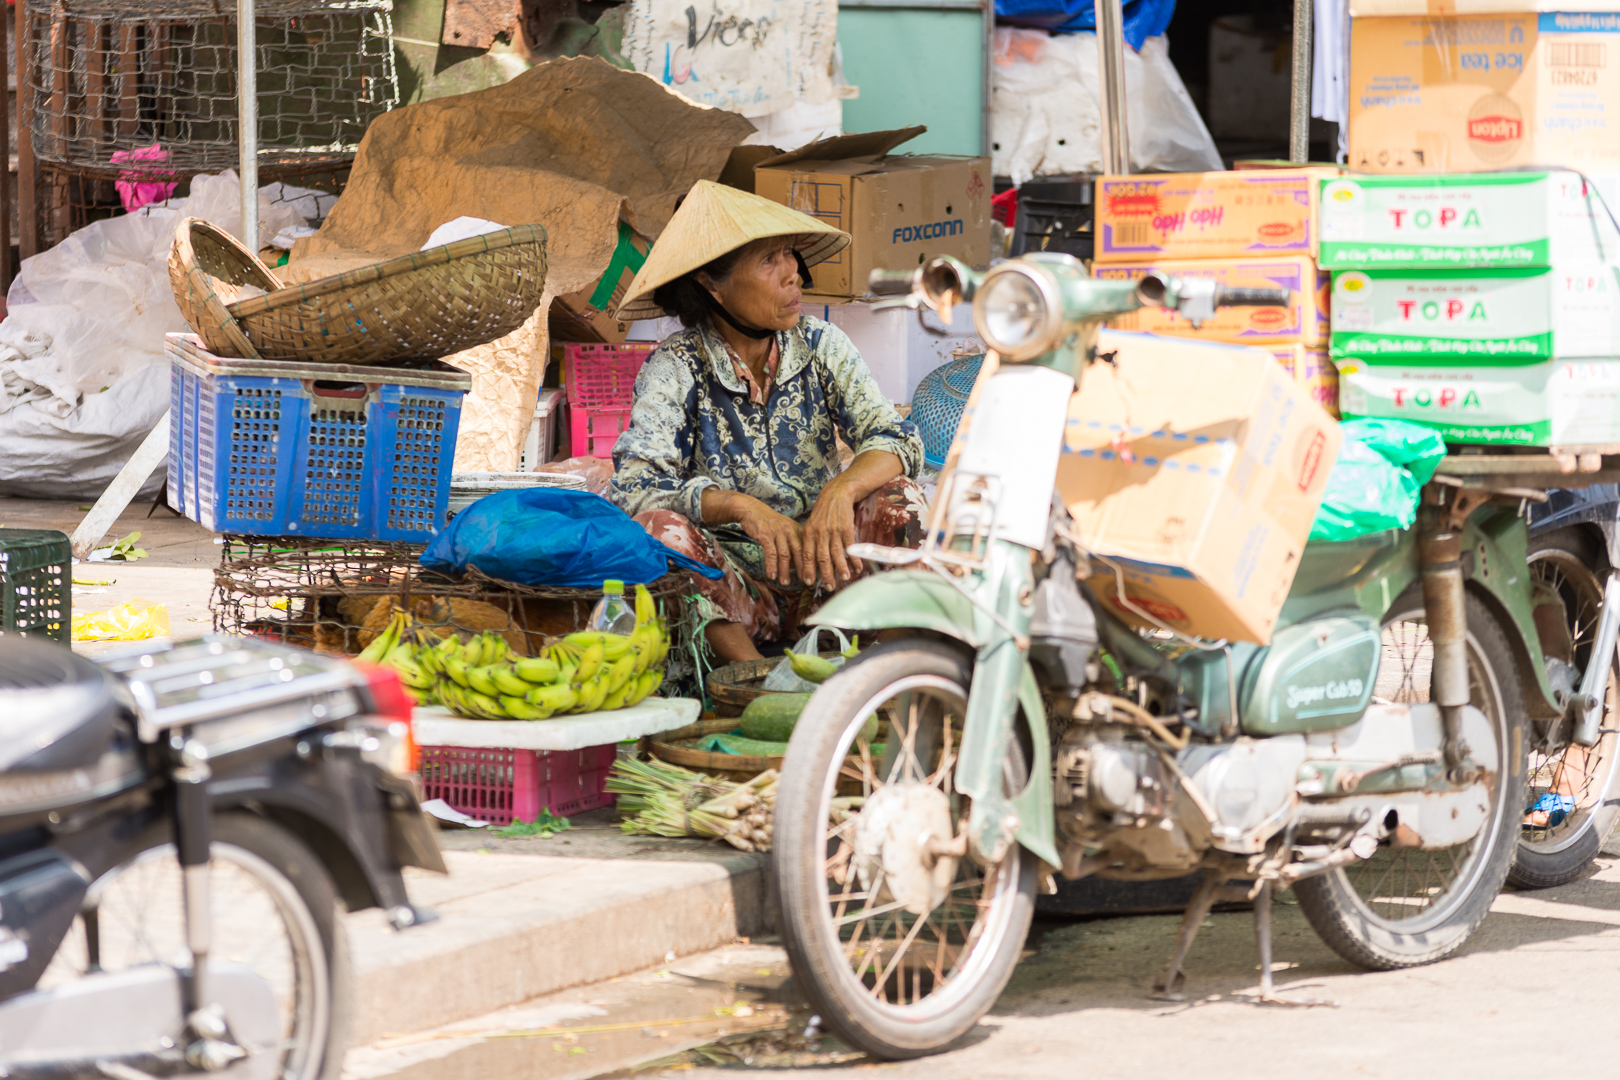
[
  {"xmin": 564, "ymin": 343, "xmax": 655, "ymax": 410},
  {"xmin": 418, "ymin": 743, "xmax": 617, "ymax": 825},
  {"xmin": 570, "ymin": 405, "xmax": 633, "ymax": 459}
]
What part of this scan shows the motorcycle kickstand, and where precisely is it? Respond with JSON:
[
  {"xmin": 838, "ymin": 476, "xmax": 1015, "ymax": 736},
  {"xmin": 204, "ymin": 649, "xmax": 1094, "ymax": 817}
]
[
  {"xmin": 1151, "ymin": 870, "xmax": 1231, "ymax": 1002},
  {"xmin": 1246, "ymin": 881, "xmax": 1336, "ymax": 1009}
]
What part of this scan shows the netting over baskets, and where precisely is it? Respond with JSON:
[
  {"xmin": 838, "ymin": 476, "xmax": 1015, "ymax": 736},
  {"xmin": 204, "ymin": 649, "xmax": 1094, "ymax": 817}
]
[
  {"xmin": 24, "ymin": 0, "xmax": 398, "ymax": 177},
  {"xmin": 211, "ymin": 536, "xmax": 707, "ymax": 695}
]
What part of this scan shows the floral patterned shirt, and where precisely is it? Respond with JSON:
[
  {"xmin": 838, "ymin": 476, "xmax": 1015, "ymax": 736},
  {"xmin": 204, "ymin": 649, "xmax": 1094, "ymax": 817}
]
[{"xmin": 609, "ymin": 316, "xmax": 924, "ymax": 523}]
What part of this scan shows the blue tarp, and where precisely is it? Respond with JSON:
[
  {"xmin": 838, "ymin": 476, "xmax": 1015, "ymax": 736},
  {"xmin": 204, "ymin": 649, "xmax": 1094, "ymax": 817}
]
[
  {"xmin": 420, "ymin": 488, "xmax": 724, "ymax": 588},
  {"xmin": 994, "ymin": 0, "xmax": 1176, "ymax": 49}
]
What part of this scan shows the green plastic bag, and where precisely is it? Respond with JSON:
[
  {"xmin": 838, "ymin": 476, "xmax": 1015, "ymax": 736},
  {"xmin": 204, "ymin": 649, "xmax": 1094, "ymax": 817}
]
[{"xmin": 1308, "ymin": 419, "xmax": 1448, "ymax": 542}]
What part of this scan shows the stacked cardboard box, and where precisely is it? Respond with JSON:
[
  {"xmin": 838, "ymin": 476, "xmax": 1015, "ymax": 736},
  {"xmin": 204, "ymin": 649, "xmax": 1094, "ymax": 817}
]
[
  {"xmin": 1323, "ymin": 170, "xmax": 1620, "ymax": 445},
  {"xmin": 1092, "ymin": 168, "xmax": 1343, "ymax": 416},
  {"xmin": 1345, "ymin": 3, "xmax": 1620, "ymax": 176}
]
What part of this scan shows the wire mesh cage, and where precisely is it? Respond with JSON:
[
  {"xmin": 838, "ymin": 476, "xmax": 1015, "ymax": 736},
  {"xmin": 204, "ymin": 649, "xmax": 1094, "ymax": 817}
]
[
  {"xmin": 211, "ymin": 536, "xmax": 706, "ymax": 695},
  {"xmin": 24, "ymin": 0, "xmax": 398, "ymax": 179}
]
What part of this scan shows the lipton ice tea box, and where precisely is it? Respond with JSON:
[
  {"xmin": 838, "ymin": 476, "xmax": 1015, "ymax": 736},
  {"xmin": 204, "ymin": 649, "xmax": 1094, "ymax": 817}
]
[
  {"xmin": 1347, "ymin": 13, "xmax": 1620, "ymax": 174},
  {"xmin": 1094, "ymin": 169, "xmax": 1340, "ymax": 263},
  {"xmin": 1096, "ymin": 257, "xmax": 1329, "ymax": 345}
]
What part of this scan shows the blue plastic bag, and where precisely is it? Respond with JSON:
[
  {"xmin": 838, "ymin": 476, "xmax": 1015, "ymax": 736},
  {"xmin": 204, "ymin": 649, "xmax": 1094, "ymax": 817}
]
[
  {"xmin": 1308, "ymin": 419, "xmax": 1448, "ymax": 542},
  {"xmin": 994, "ymin": 0, "xmax": 1176, "ymax": 49},
  {"xmin": 420, "ymin": 488, "xmax": 724, "ymax": 587}
]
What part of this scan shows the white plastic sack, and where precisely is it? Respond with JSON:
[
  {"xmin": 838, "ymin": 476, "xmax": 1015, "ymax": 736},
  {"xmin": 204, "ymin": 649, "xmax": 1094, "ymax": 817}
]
[
  {"xmin": 991, "ymin": 30, "xmax": 1222, "ymax": 185},
  {"xmin": 761, "ymin": 625, "xmax": 854, "ymax": 693},
  {"xmin": 0, "ymin": 172, "xmax": 309, "ymax": 498}
]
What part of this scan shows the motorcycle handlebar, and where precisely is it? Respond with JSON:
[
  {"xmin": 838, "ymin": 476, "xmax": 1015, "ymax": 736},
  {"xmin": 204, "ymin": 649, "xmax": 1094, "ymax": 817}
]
[
  {"xmin": 1215, "ymin": 286, "xmax": 1290, "ymax": 308},
  {"xmin": 868, "ymin": 269, "xmax": 917, "ymax": 296}
]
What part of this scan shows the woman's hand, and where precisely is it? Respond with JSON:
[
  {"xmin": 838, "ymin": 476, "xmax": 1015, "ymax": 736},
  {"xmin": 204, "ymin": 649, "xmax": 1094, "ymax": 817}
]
[
  {"xmin": 703, "ymin": 489, "xmax": 805, "ymax": 586},
  {"xmin": 803, "ymin": 478, "xmax": 860, "ymax": 588}
]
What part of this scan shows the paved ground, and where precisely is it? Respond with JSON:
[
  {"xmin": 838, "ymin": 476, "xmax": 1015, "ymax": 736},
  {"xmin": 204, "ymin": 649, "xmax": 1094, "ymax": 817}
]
[{"xmin": 616, "ymin": 855, "xmax": 1620, "ymax": 1080}]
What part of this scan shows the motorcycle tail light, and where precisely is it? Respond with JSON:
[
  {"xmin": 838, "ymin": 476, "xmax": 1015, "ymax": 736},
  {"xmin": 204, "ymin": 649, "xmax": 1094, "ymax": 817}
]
[{"xmin": 359, "ymin": 664, "xmax": 418, "ymax": 775}]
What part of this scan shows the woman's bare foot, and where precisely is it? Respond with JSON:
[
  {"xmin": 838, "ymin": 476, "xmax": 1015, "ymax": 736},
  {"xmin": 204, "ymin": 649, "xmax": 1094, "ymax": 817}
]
[{"xmin": 706, "ymin": 620, "xmax": 765, "ymax": 664}]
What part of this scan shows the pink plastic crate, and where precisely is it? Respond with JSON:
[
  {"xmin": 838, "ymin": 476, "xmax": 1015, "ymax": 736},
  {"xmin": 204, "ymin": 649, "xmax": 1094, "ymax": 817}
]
[
  {"xmin": 564, "ymin": 343, "xmax": 655, "ymax": 410},
  {"xmin": 570, "ymin": 405, "xmax": 633, "ymax": 459},
  {"xmin": 418, "ymin": 743, "xmax": 616, "ymax": 826}
]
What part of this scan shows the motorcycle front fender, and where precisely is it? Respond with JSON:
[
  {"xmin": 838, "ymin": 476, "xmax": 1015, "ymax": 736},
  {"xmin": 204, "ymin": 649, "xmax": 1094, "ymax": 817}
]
[
  {"xmin": 807, "ymin": 571, "xmax": 1059, "ymax": 868},
  {"xmin": 805, "ymin": 570, "xmax": 984, "ymax": 647}
]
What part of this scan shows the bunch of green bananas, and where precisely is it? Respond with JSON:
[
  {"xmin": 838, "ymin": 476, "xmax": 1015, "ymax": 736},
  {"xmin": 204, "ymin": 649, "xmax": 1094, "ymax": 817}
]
[
  {"xmin": 356, "ymin": 609, "xmax": 443, "ymax": 705},
  {"xmin": 397, "ymin": 583, "xmax": 672, "ymax": 721}
]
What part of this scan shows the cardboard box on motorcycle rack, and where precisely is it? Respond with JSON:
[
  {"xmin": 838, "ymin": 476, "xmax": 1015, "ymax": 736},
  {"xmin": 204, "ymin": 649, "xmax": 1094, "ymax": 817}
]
[{"xmin": 1060, "ymin": 330, "xmax": 1343, "ymax": 645}]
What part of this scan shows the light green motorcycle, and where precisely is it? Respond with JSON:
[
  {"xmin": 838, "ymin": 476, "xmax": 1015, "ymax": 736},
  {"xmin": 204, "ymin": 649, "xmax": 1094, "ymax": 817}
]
[{"xmin": 771, "ymin": 254, "xmax": 1616, "ymax": 1059}]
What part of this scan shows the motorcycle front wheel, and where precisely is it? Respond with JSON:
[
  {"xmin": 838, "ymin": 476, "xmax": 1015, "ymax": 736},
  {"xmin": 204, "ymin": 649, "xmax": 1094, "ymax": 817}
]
[
  {"xmin": 1295, "ymin": 589, "xmax": 1529, "ymax": 969},
  {"xmin": 773, "ymin": 639, "xmax": 1036, "ymax": 1061},
  {"xmin": 1511, "ymin": 530, "xmax": 1620, "ymax": 888},
  {"xmin": 38, "ymin": 812, "xmax": 350, "ymax": 1080}
]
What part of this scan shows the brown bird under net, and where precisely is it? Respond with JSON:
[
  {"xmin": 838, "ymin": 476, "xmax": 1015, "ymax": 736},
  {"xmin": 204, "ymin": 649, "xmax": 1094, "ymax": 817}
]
[{"xmin": 23, "ymin": 0, "xmax": 398, "ymax": 180}]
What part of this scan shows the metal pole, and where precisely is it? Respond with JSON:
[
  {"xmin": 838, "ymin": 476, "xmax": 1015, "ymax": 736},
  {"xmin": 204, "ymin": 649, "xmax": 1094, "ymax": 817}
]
[
  {"xmin": 237, "ymin": 0, "xmax": 257, "ymax": 249},
  {"xmin": 1095, "ymin": 0, "xmax": 1129, "ymax": 174},
  {"xmin": 1289, "ymin": 0, "xmax": 1312, "ymax": 163},
  {"xmin": 981, "ymin": 0, "xmax": 993, "ymax": 159}
]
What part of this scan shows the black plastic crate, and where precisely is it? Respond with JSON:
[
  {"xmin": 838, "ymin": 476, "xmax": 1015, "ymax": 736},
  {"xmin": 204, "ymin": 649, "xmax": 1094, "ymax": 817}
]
[
  {"xmin": 0, "ymin": 529, "xmax": 70, "ymax": 641},
  {"xmin": 1010, "ymin": 175, "xmax": 1096, "ymax": 261}
]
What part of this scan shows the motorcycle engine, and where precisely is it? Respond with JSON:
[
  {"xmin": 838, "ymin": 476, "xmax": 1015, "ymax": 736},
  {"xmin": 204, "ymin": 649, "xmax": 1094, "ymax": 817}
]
[{"xmin": 1053, "ymin": 726, "xmax": 1205, "ymax": 875}]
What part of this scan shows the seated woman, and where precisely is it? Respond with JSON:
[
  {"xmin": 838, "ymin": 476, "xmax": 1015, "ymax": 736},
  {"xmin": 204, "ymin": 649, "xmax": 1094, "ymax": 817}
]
[{"xmin": 608, "ymin": 180, "xmax": 927, "ymax": 663}]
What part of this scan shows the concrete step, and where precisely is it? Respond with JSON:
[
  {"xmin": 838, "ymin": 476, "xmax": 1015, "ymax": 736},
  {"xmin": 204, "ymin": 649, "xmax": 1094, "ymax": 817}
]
[{"xmin": 345, "ymin": 827, "xmax": 771, "ymax": 1045}]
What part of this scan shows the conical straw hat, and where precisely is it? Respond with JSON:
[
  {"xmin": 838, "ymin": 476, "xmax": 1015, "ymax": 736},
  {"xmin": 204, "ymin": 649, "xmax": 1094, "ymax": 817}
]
[{"xmin": 615, "ymin": 179, "xmax": 851, "ymax": 322}]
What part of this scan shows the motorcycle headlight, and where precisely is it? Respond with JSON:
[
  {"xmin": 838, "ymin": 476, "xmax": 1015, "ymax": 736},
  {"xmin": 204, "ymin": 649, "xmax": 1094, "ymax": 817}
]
[{"xmin": 973, "ymin": 264, "xmax": 1062, "ymax": 361}]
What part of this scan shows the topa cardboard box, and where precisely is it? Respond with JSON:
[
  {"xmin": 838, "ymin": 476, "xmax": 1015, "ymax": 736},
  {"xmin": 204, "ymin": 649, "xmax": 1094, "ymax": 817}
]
[
  {"xmin": 1338, "ymin": 355, "xmax": 1620, "ymax": 445},
  {"xmin": 1348, "ymin": 13, "xmax": 1620, "ymax": 174},
  {"xmin": 1060, "ymin": 330, "xmax": 1342, "ymax": 644},
  {"xmin": 1093, "ymin": 168, "xmax": 1340, "ymax": 263},
  {"xmin": 754, "ymin": 127, "xmax": 992, "ymax": 299},
  {"xmin": 1330, "ymin": 265, "xmax": 1620, "ymax": 362},
  {"xmin": 1319, "ymin": 171, "xmax": 1620, "ymax": 269},
  {"xmin": 1097, "ymin": 256, "xmax": 1330, "ymax": 345},
  {"xmin": 549, "ymin": 222, "xmax": 653, "ymax": 343}
]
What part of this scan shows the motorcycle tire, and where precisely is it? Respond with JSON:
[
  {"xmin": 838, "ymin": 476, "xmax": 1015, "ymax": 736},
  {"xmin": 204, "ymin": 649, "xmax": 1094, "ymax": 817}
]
[
  {"xmin": 1295, "ymin": 588, "xmax": 1528, "ymax": 970},
  {"xmin": 1510, "ymin": 529, "xmax": 1620, "ymax": 889},
  {"xmin": 39, "ymin": 812, "xmax": 351, "ymax": 1080},
  {"xmin": 772, "ymin": 639, "xmax": 1036, "ymax": 1061}
]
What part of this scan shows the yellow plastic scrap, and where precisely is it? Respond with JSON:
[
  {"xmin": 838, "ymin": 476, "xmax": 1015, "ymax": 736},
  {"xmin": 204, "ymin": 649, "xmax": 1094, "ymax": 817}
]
[{"xmin": 70, "ymin": 598, "xmax": 172, "ymax": 642}]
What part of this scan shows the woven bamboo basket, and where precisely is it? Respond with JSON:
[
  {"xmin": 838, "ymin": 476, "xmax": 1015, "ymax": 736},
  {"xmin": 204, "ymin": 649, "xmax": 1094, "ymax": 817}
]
[
  {"xmin": 649, "ymin": 718, "xmax": 783, "ymax": 781},
  {"xmin": 229, "ymin": 225, "xmax": 549, "ymax": 364},
  {"xmin": 168, "ymin": 218, "xmax": 282, "ymax": 359}
]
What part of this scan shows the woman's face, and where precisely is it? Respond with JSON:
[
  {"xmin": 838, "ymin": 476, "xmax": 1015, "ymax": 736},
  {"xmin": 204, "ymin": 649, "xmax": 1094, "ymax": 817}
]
[{"xmin": 702, "ymin": 238, "xmax": 802, "ymax": 332}]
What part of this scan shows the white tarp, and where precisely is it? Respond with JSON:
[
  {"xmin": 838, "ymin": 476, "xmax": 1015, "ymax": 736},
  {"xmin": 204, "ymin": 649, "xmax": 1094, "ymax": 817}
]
[
  {"xmin": 990, "ymin": 30, "xmax": 1222, "ymax": 185},
  {"xmin": 0, "ymin": 173, "xmax": 307, "ymax": 499},
  {"xmin": 622, "ymin": 0, "xmax": 837, "ymax": 118}
]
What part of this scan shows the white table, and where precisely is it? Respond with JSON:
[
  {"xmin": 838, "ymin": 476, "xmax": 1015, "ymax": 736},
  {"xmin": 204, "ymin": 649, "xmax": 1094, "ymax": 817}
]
[{"xmin": 412, "ymin": 697, "xmax": 701, "ymax": 752}]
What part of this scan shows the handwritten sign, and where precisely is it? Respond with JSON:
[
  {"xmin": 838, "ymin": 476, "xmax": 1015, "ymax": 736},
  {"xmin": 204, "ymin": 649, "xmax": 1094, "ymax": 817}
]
[{"xmin": 623, "ymin": 0, "xmax": 836, "ymax": 118}]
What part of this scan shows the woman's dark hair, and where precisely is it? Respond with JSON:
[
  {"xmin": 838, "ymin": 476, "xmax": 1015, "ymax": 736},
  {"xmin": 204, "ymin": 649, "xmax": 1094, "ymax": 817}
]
[{"xmin": 652, "ymin": 245, "xmax": 748, "ymax": 329}]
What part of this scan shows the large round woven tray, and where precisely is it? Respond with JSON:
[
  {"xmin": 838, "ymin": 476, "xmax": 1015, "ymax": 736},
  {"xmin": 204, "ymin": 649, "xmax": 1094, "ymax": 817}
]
[
  {"xmin": 168, "ymin": 218, "xmax": 282, "ymax": 359},
  {"xmin": 229, "ymin": 225, "xmax": 549, "ymax": 364},
  {"xmin": 648, "ymin": 718, "xmax": 871, "ymax": 793},
  {"xmin": 704, "ymin": 653, "xmax": 845, "ymax": 718},
  {"xmin": 650, "ymin": 718, "xmax": 783, "ymax": 781}
]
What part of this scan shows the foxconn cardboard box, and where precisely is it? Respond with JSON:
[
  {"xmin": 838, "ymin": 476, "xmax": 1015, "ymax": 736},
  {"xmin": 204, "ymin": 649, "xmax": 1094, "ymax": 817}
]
[
  {"xmin": 1060, "ymin": 330, "xmax": 1342, "ymax": 645},
  {"xmin": 753, "ymin": 128, "xmax": 991, "ymax": 299},
  {"xmin": 1347, "ymin": 12, "xmax": 1620, "ymax": 174},
  {"xmin": 1318, "ymin": 172, "xmax": 1620, "ymax": 269}
]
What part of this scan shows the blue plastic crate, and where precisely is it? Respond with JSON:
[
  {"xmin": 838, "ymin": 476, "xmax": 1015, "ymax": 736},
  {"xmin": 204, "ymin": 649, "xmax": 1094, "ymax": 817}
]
[{"xmin": 166, "ymin": 334, "xmax": 473, "ymax": 541}]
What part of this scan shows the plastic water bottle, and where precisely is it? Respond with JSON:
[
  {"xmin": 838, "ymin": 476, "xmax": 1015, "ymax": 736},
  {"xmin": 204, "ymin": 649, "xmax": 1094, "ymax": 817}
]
[{"xmin": 590, "ymin": 579, "xmax": 637, "ymax": 634}]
